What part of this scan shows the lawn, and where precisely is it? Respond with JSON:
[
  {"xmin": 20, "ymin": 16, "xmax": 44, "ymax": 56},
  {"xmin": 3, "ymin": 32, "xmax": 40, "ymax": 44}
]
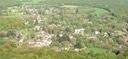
[
  {"xmin": 61, "ymin": 5, "xmax": 80, "ymax": 8},
  {"xmin": 87, "ymin": 47, "xmax": 115, "ymax": 56},
  {"xmin": 91, "ymin": 8, "xmax": 108, "ymax": 14},
  {"xmin": 87, "ymin": 47, "xmax": 107, "ymax": 53},
  {"xmin": 21, "ymin": 0, "xmax": 46, "ymax": 4},
  {"xmin": 33, "ymin": 0, "xmax": 46, "ymax": 3},
  {"xmin": 72, "ymin": 7, "xmax": 109, "ymax": 14}
]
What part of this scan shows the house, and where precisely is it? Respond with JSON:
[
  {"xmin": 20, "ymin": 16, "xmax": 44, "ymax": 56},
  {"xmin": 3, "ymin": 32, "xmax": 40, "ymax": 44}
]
[
  {"xmin": 62, "ymin": 44, "xmax": 74, "ymax": 50},
  {"xmin": 29, "ymin": 39, "xmax": 52, "ymax": 47},
  {"xmin": 31, "ymin": 39, "xmax": 52, "ymax": 47},
  {"xmin": 45, "ymin": 9, "xmax": 49, "ymax": 14},
  {"xmin": 103, "ymin": 32, "xmax": 109, "ymax": 37},
  {"xmin": 19, "ymin": 35, "xmax": 26, "ymax": 43},
  {"xmin": 69, "ymin": 36, "xmax": 76, "ymax": 45},
  {"xmin": 18, "ymin": 34, "xmax": 27, "ymax": 46},
  {"xmin": 34, "ymin": 19, "xmax": 39, "ymax": 25},
  {"xmin": 95, "ymin": 31, "xmax": 100, "ymax": 35},
  {"xmin": 51, "ymin": 46, "xmax": 61, "ymax": 51},
  {"xmin": 125, "ymin": 38, "xmax": 128, "ymax": 43},
  {"xmin": 116, "ymin": 31, "xmax": 125, "ymax": 35},
  {"xmin": 74, "ymin": 48, "xmax": 81, "ymax": 52},
  {"xmin": 75, "ymin": 28, "xmax": 85, "ymax": 35},
  {"xmin": 37, "ymin": 15, "xmax": 42, "ymax": 21},
  {"xmin": 87, "ymin": 34, "xmax": 97, "ymax": 39},
  {"xmin": 34, "ymin": 25, "xmax": 41, "ymax": 31}
]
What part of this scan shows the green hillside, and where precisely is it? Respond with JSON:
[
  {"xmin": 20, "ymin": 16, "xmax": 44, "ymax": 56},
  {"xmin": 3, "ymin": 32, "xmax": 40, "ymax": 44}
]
[{"xmin": 44, "ymin": 0, "xmax": 128, "ymax": 16}]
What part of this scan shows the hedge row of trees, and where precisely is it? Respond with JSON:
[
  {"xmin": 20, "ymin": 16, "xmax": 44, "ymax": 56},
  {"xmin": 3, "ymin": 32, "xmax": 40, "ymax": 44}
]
[{"xmin": 0, "ymin": 38, "xmax": 128, "ymax": 59}]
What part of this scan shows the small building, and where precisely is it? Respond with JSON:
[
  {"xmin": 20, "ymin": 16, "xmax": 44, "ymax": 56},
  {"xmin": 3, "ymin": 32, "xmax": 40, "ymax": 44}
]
[
  {"xmin": 51, "ymin": 46, "xmax": 61, "ymax": 51},
  {"xmin": 87, "ymin": 34, "xmax": 97, "ymax": 39},
  {"xmin": 95, "ymin": 31, "xmax": 100, "ymax": 35},
  {"xmin": 125, "ymin": 38, "xmax": 128, "ymax": 43},
  {"xmin": 75, "ymin": 28, "xmax": 85, "ymax": 35},
  {"xmin": 34, "ymin": 25, "xmax": 41, "ymax": 31}
]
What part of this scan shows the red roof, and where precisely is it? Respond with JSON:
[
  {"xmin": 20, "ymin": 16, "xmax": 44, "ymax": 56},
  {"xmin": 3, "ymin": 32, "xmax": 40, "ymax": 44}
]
[{"xmin": 125, "ymin": 39, "xmax": 128, "ymax": 42}]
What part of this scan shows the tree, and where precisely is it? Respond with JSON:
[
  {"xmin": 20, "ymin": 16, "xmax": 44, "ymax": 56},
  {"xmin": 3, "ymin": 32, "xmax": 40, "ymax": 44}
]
[
  {"xmin": 75, "ymin": 42, "xmax": 85, "ymax": 48},
  {"xmin": 65, "ymin": 27, "xmax": 72, "ymax": 32},
  {"xmin": 57, "ymin": 34, "xmax": 70, "ymax": 42},
  {"xmin": 0, "ymin": 0, "xmax": 16, "ymax": 9},
  {"xmin": 0, "ymin": 31, "xmax": 7, "ymax": 37},
  {"xmin": 52, "ymin": 35, "xmax": 57, "ymax": 42},
  {"xmin": 116, "ymin": 54, "xmax": 125, "ymax": 59},
  {"xmin": 61, "ymin": 41, "xmax": 69, "ymax": 47}
]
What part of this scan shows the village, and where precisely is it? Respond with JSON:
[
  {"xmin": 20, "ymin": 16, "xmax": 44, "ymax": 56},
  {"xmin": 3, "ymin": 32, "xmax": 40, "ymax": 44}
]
[
  {"xmin": 1, "ymin": 2, "xmax": 127, "ymax": 52},
  {"xmin": 0, "ymin": 0, "xmax": 128, "ymax": 59}
]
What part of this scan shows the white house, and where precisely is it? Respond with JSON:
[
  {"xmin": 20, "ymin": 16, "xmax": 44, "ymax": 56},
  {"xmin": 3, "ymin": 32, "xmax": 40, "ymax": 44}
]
[
  {"xmin": 75, "ymin": 28, "xmax": 85, "ymax": 35},
  {"xmin": 87, "ymin": 34, "xmax": 97, "ymax": 39},
  {"xmin": 95, "ymin": 31, "xmax": 100, "ymax": 35}
]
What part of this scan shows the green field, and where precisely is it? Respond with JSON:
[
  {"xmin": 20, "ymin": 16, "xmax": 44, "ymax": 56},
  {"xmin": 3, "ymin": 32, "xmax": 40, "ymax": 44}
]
[
  {"xmin": 21, "ymin": 0, "xmax": 46, "ymax": 4},
  {"xmin": 88, "ymin": 8, "xmax": 108, "ymax": 14},
  {"xmin": 61, "ymin": 5, "xmax": 80, "ymax": 8},
  {"xmin": 87, "ymin": 47, "xmax": 107, "ymax": 53},
  {"xmin": 87, "ymin": 47, "xmax": 115, "ymax": 56}
]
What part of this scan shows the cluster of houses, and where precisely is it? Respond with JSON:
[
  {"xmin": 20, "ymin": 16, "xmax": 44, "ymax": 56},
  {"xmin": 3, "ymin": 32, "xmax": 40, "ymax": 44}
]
[
  {"xmin": 74, "ymin": 28, "xmax": 111, "ymax": 39},
  {"xmin": 8, "ymin": 3, "xmax": 127, "ymax": 51},
  {"xmin": 22, "ymin": 4, "xmax": 80, "ymax": 16},
  {"xmin": 1, "ymin": 6, "xmax": 21, "ymax": 16},
  {"xmin": 29, "ymin": 30, "xmax": 53, "ymax": 47}
]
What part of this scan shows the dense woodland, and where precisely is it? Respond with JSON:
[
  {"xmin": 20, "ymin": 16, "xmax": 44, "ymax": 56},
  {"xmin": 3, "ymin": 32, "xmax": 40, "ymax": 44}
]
[{"xmin": 0, "ymin": 0, "xmax": 128, "ymax": 59}]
